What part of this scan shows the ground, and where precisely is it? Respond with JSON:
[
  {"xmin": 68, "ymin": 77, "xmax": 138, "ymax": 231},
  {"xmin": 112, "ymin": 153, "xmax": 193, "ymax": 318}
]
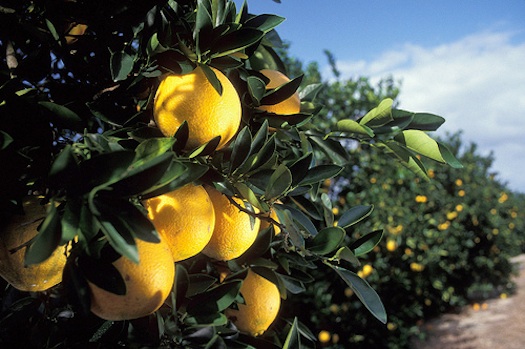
[{"xmin": 412, "ymin": 255, "xmax": 525, "ymax": 349}]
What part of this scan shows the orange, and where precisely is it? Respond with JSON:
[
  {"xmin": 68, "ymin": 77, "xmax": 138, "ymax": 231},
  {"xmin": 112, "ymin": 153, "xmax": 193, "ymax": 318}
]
[
  {"xmin": 202, "ymin": 187, "xmax": 260, "ymax": 261},
  {"xmin": 225, "ymin": 269, "xmax": 281, "ymax": 336},
  {"xmin": 88, "ymin": 238, "xmax": 175, "ymax": 321},
  {"xmin": 64, "ymin": 23, "xmax": 88, "ymax": 45},
  {"xmin": 153, "ymin": 66, "xmax": 242, "ymax": 150},
  {"xmin": 258, "ymin": 69, "xmax": 301, "ymax": 115},
  {"xmin": 0, "ymin": 196, "xmax": 67, "ymax": 292},
  {"xmin": 144, "ymin": 184, "xmax": 215, "ymax": 262}
]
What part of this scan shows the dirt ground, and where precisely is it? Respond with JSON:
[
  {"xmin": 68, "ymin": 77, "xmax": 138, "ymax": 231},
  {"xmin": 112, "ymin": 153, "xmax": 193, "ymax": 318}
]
[{"xmin": 411, "ymin": 254, "xmax": 525, "ymax": 349}]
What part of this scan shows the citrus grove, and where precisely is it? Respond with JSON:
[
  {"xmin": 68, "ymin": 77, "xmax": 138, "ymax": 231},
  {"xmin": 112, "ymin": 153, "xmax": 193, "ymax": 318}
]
[{"xmin": 0, "ymin": 1, "xmax": 462, "ymax": 347}]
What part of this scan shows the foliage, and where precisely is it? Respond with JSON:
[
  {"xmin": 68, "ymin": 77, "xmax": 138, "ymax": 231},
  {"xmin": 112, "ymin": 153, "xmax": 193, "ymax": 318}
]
[
  {"xmin": 0, "ymin": 1, "xmax": 462, "ymax": 348},
  {"xmin": 289, "ymin": 132, "xmax": 525, "ymax": 348}
]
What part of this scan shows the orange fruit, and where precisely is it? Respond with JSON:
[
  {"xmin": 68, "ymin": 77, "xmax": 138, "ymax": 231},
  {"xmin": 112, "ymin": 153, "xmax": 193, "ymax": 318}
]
[
  {"xmin": 0, "ymin": 196, "xmax": 67, "ymax": 292},
  {"xmin": 88, "ymin": 238, "xmax": 175, "ymax": 321},
  {"xmin": 225, "ymin": 269, "xmax": 281, "ymax": 336},
  {"xmin": 258, "ymin": 69, "xmax": 301, "ymax": 115},
  {"xmin": 153, "ymin": 66, "xmax": 242, "ymax": 150},
  {"xmin": 201, "ymin": 187, "xmax": 260, "ymax": 261},
  {"xmin": 64, "ymin": 22, "xmax": 88, "ymax": 45},
  {"xmin": 144, "ymin": 184, "xmax": 215, "ymax": 262}
]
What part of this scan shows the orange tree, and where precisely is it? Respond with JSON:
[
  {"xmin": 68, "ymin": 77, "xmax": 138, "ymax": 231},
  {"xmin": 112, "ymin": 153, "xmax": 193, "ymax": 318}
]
[
  {"xmin": 289, "ymin": 131, "xmax": 525, "ymax": 348},
  {"xmin": 0, "ymin": 1, "xmax": 461, "ymax": 348}
]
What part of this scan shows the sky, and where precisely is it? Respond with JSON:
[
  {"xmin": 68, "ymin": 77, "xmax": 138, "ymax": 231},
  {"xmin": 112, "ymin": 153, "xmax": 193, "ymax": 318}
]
[{"xmin": 235, "ymin": 1, "xmax": 525, "ymax": 193}]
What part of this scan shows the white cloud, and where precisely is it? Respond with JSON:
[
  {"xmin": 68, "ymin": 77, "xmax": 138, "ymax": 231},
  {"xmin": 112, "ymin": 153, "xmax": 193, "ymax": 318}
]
[{"xmin": 334, "ymin": 31, "xmax": 525, "ymax": 193}]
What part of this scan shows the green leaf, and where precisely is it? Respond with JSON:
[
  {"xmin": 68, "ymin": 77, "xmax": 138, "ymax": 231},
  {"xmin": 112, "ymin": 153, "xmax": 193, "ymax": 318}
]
[
  {"xmin": 288, "ymin": 153, "xmax": 313, "ymax": 187},
  {"xmin": 140, "ymin": 162, "xmax": 208, "ymax": 199},
  {"xmin": 248, "ymin": 133, "xmax": 275, "ymax": 171},
  {"xmin": 230, "ymin": 126, "xmax": 253, "ymax": 174},
  {"xmin": 199, "ymin": 63, "xmax": 223, "ymax": 96},
  {"xmin": 336, "ymin": 119, "xmax": 374, "ymax": 137},
  {"xmin": 265, "ymin": 164, "xmax": 292, "ymax": 200},
  {"xmin": 438, "ymin": 142, "xmax": 463, "ymax": 168},
  {"xmin": 110, "ymin": 152, "xmax": 174, "ymax": 197},
  {"xmin": 247, "ymin": 76, "xmax": 267, "ymax": 104},
  {"xmin": 61, "ymin": 199, "xmax": 80, "ymax": 244},
  {"xmin": 299, "ymin": 83, "xmax": 323, "ymax": 102},
  {"xmin": 337, "ymin": 205, "xmax": 374, "ymax": 228},
  {"xmin": 260, "ymin": 75, "xmax": 303, "ymax": 106},
  {"xmin": 298, "ymin": 165, "xmax": 343, "ymax": 186},
  {"xmin": 110, "ymin": 50, "xmax": 135, "ymax": 82},
  {"xmin": 404, "ymin": 111, "xmax": 445, "ymax": 131},
  {"xmin": 282, "ymin": 317, "xmax": 301, "ymax": 349},
  {"xmin": 280, "ymin": 204, "xmax": 318, "ymax": 237},
  {"xmin": 25, "ymin": 202, "xmax": 62, "ymax": 266},
  {"xmin": 351, "ymin": 230, "xmax": 384, "ymax": 257},
  {"xmin": 48, "ymin": 145, "xmax": 80, "ymax": 189},
  {"xmin": 38, "ymin": 101, "xmax": 83, "ymax": 129},
  {"xmin": 331, "ymin": 265, "xmax": 387, "ymax": 324},
  {"xmin": 244, "ymin": 14, "xmax": 285, "ymax": 33},
  {"xmin": 96, "ymin": 214, "xmax": 139, "ymax": 264},
  {"xmin": 210, "ymin": 27, "xmax": 264, "ymax": 58},
  {"xmin": 77, "ymin": 151, "xmax": 135, "ymax": 194},
  {"xmin": 359, "ymin": 98, "xmax": 394, "ymax": 126},
  {"xmin": 187, "ymin": 136, "xmax": 222, "ymax": 158},
  {"xmin": 187, "ymin": 280, "xmax": 242, "ymax": 316},
  {"xmin": 0, "ymin": 130, "xmax": 13, "ymax": 150},
  {"xmin": 307, "ymin": 226, "xmax": 345, "ymax": 255},
  {"xmin": 331, "ymin": 246, "xmax": 360, "ymax": 265},
  {"xmin": 278, "ymin": 274, "xmax": 305, "ymax": 294},
  {"xmin": 186, "ymin": 274, "xmax": 217, "ymax": 297},
  {"xmin": 134, "ymin": 138, "xmax": 176, "ymax": 166},
  {"xmin": 384, "ymin": 141, "xmax": 429, "ymax": 180},
  {"xmin": 45, "ymin": 19, "xmax": 60, "ymax": 42},
  {"xmin": 234, "ymin": 182, "xmax": 265, "ymax": 211},
  {"xmin": 394, "ymin": 130, "xmax": 446, "ymax": 163}
]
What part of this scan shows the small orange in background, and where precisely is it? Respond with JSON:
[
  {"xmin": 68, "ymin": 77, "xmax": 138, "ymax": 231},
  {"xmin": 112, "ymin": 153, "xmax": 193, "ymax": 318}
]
[
  {"xmin": 225, "ymin": 269, "xmax": 280, "ymax": 336},
  {"xmin": 88, "ymin": 238, "xmax": 175, "ymax": 321},
  {"xmin": 257, "ymin": 69, "xmax": 301, "ymax": 115}
]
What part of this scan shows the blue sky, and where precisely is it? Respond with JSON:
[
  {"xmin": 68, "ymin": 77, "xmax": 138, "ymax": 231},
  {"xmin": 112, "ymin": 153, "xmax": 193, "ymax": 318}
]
[{"xmin": 236, "ymin": 1, "xmax": 525, "ymax": 193}]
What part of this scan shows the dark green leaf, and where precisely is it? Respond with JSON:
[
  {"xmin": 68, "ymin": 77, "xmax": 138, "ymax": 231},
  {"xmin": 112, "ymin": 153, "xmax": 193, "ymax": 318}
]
[
  {"xmin": 404, "ymin": 111, "xmax": 445, "ymax": 131},
  {"xmin": 110, "ymin": 50, "xmax": 135, "ymax": 82},
  {"xmin": 230, "ymin": 126, "xmax": 253, "ymax": 174},
  {"xmin": 78, "ymin": 254, "xmax": 126, "ymax": 295},
  {"xmin": 288, "ymin": 153, "xmax": 313, "ymax": 186},
  {"xmin": 186, "ymin": 274, "xmax": 217, "ymax": 297},
  {"xmin": 188, "ymin": 135, "xmax": 221, "ymax": 158},
  {"xmin": 438, "ymin": 142, "xmax": 463, "ymax": 168},
  {"xmin": 308, "ymin": 136, "xmax": 349, "ymax": 165},
  {"xmin": 331, "ymin": 246, "xmax": 360, "ymax": 265},
  {"xmin": 25, "ymin": 202, "xmax": 62, "ymax": 265},
  {"xmin": 351, "ymin": 230, "xmax": 384, "ymax": 257},
  {"xmin": 332, "ymin": 265, "xmax": 387, "ymax": 324},
  {"xmin": 280, "ymin": 204, "xmax": 318, "ymax": 237},
  {"xmin": 187, "ymin": 280, "xmax": 242, "ymax": 315},
  {"xmin": 134, "ymin": 138, "xmax": 176, "ymax": 166},
  {"xmin": 172, "ymin": 120, "xmax": 189, "ymax": 152},
  {"xmin": 0, "ymin": 130, "xmax": 13, "ymax": 150},
  {"xmin": 38, "ymin": 101, "xmax": 83, "ymax": 129},
  {"xmin": 337, "ymin": 205, "xmax": 374, "ymax": 228},
  {"xmin": 247, "ymin": 76, "xmax": 267, "ymax": 104},
  {"xmin": 307, "ymin": 226, "xmax": 346, "ymax": 255},
  {"xmin": 210, "ymin": 28, "xmax": 264, "ymax": 58},
  {"xmin": 96, "ymin": 214, "xmax": 139, "ymax": 264},
  {"xmin": 299, "ymin": 83, "xmax": 323, "ymax": 102},
  {"xmin": 110, "ymin": 152, "xmax": 174, "ymax": 197},
  {"xmin": 260, "ymin": 75, "xmax": 303, "ymax": 106},
  {"xmin": 265, "ymin": 164, "xmax": 292, "ymax": 200},
  {"xmin": 140, "ymin": 162, "xmax": 208, "ymax": 199},
  {"xmin": 298, "ymin": 165, "xmax": 343, "ymax": 186},
  {"xmin": 278, "ymin": 274, "xmax": 305, "ymax": 294},
  {"xmin": 245, "ymin": 14, "xmax": 285, "ymax": 33},
  {"xmin": 77, "ymin": 151, "xmax": 135, "ymax": 194},
  {"xmin": 249, "ymin": 133, "xmax": 276, "ymax": 171},
  {"xmin": 199, "ymin": 63, "xmax": 223, "ymax": 95},
  {"xmin": 48, "ymin": 145, "xmax": 80, "ymax": 189},
  {"xmin": 384, "ymin": 141, "xmax": 429, "ymax": 180},
  {"xmin": 61, "ymin": 199, "xmax": 80, "ymax": 244},
  {"xmin": 282, "ymin": 317, "xmax": 301, "ymax": 349}
]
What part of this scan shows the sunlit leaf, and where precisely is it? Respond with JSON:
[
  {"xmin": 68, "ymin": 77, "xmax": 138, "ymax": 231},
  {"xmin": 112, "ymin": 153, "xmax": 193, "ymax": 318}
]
[
  {"xmin": 337, "ymin": 205, "xmax": 374, "ymax": 228},
  {"xmin": 307, "ymin": 226, "xmax": 345, "ymax": 255}
]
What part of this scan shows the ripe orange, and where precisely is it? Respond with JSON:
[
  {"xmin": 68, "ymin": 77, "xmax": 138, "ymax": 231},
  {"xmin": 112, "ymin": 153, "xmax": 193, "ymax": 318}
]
[
  {"xmin": 64, "ymin": 22, "xmax": 88, "ymax": 45},
  {"xmin": 258, "ymin": 69, "xmax": 301, "ymax": 115},
  {"xmin": 201, "ymin": 187, "xmax": 260, "ymax": 261},
  {"xmin": 144, "ymin": 184, "xmax": 215, "ymax": 262},
  {"xmin": 153, "ymin": 66, "xmax": 242, "ymax": 150},
  {"xmin": 0, "ymin": 197, "xmax": 67, "ymax": 292},
  {"xmin": 225, "ymin": 269, "xmax": 281, "ymax": 336},
  {"xmin": 88, "ymin": 238, "xmax": 175, "ymax": 321}
]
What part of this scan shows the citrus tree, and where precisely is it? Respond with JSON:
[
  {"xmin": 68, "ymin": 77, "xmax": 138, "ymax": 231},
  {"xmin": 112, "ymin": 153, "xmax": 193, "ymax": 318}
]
[{"xmin": 0, "ymin": 1, "xmax": 461, "ymax": 347}]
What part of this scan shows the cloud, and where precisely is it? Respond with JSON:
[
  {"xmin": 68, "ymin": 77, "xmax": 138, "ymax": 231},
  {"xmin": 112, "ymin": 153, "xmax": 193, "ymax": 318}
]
[{"xmin": 334, "ymin": 31, "xmax": 525, "ymax": 193}]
